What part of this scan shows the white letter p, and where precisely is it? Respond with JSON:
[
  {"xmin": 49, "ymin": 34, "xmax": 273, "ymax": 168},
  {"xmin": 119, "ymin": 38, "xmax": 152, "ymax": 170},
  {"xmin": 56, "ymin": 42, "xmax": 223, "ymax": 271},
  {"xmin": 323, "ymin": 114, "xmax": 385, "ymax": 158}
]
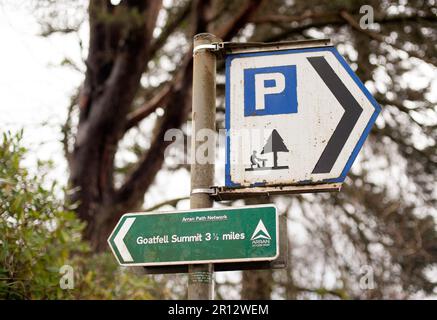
[{"xmin": 255, "ymin": 73, "xmax": 285, "ymax": 110}]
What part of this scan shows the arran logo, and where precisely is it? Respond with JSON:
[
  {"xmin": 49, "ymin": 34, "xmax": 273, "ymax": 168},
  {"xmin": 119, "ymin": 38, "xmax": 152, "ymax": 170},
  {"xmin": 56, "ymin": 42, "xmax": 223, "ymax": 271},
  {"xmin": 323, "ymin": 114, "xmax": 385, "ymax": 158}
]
[
  {"xmin": 250, "ymin": 220, "xmax": 271, "ymax": 240},
  {"xmin": 251, "ymin": 220, "xmax": 271, "ymax": 247}
]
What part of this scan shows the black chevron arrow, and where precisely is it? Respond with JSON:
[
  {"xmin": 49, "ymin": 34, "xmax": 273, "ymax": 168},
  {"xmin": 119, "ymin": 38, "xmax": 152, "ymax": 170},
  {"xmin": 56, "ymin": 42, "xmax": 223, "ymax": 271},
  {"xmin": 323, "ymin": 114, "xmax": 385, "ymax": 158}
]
[{"xmin": 307, "ymin": 56, "xmax": 363, "ymax": 174}]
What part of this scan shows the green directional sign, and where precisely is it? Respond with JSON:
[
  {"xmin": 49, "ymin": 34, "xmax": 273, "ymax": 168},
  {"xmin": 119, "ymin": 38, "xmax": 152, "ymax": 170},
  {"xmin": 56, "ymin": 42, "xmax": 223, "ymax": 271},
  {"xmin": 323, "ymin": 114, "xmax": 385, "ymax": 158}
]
[{"xmin": 108, "ymin": 205, "xmax": 278, "ymax": 266}]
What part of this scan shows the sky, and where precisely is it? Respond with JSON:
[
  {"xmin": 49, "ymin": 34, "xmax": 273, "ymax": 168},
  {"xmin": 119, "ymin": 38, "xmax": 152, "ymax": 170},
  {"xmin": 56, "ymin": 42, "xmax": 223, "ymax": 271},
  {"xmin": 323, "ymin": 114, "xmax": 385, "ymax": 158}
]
[{"xmin": 0, "ymin": 1, "xmax": 83, "ymax": 185}]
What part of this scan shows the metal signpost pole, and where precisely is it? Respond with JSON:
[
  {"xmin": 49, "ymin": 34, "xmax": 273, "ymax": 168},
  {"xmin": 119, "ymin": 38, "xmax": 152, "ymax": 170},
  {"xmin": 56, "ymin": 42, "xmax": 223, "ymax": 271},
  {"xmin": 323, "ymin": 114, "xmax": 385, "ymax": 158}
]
[{"xmin": 188, "ymin": 33, "xmax": 219, "ymax": 300}]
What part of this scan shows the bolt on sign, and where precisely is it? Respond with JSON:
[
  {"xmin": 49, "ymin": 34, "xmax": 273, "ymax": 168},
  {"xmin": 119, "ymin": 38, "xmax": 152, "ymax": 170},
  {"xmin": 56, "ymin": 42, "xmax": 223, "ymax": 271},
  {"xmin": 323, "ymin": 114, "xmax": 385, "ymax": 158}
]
[
  {"xmin": 225, "ymin": 43, "xmax": 381, "ymax": 188},
  {"xmin": 108, "ymin": 205, "xmax": 278, "ymax": 266}
]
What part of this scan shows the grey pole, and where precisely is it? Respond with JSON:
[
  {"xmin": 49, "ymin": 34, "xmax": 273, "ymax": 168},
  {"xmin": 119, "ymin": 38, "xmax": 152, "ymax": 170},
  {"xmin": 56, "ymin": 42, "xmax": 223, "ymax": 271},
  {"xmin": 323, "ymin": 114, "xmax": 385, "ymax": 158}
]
[{"xmin": 188, "ymin": 33, "xmax": 219, "ymax": 300}]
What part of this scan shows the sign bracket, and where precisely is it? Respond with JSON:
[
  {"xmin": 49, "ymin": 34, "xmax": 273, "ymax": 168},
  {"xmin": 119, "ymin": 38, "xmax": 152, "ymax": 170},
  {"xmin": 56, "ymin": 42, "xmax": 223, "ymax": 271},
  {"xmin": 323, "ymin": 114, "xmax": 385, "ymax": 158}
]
[
  {"xmin": 210, "ymin": 183, "xmax": 341, "ymax": 201},
  {"xmin": 188, "ymin": 183, "xmax": 342, "ymax": 201},
  {"xmin": 193, "ymin": 39, "xmax": 331, "ymax": 57},
  {"xmin": 191, "ymin": 188, "xmax": 216, "ymax": 195}
]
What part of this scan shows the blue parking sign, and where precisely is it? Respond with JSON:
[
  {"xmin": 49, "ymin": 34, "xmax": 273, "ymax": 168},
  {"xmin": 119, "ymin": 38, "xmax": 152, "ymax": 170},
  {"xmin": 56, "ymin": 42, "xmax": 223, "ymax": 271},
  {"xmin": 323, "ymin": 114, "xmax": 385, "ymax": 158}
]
[{"xmin": 244, "ymin": 65, "xmax": 298, "ymax": 117}]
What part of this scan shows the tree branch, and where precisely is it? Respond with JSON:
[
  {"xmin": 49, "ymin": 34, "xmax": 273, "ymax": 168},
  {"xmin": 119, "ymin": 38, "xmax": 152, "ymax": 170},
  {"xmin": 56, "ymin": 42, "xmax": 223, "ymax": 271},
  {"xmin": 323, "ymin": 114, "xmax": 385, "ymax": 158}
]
[
  {"xmin": 261, "ymin": 10, "xmax": 437, "ymax": 50},
  {"xmin": 252, "ymin": 11, "xmax": 437, "ymax": 25},
  {"xmin": 143, "ymin": 196, "xmax": 190, "ymax": 212},
  {"xmin": 124, "ymin": 84, "xmax": 173, "ymax": 131},
  {"xmin": 114, "ymin": 53, "xmax": 192, "ymax": 212},
  {"xmin": 70, "ymin": 1, "xmax": 164, "ymax": 236},
  {"xmin": 277, "ymin": 280, "xmax": 349, "ymax": 299},
  {"xmin": 262, "ymin": 18, "xmax": 344, "ymax": 42},
  {"xmin": 86, "ymin": 1, "xmax": 163, "ymax": 128},
  {"xmin": 251, "ymin": 11, "xmax": 339, "ymax": 24},
  {"xmin": 62, "ymin": 90, "xmax": 79, "ymax": 169},
  {"xmin": 113, "ymin": 0, "xmax": 264, "ymax": 216},
  {"xmin": 148, "ymin": 1, "xmax": 193, "ymax": 60},
  {"xmin": 40, "ymin": 26, "xmax": 79, "ymax": 37},
  {"xmin": 340, "ymin": 10, "xmax": 436, "ymax": 66},
  {"xmin": 215, "ymin": 0, "xmax": 264, "ymax": 40},
  {"xmin": 375, "ymin": 95, "xmax": 424, "ymax": 127},
  {"xmin": 124, "ymin": 0, "xmax": 265, "ymax": 131}
]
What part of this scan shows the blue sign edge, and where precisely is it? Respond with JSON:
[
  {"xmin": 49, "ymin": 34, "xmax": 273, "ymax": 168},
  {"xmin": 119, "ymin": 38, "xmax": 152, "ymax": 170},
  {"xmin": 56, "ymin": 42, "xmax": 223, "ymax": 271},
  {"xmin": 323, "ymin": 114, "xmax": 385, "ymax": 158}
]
[{"xmin": 224, "ymin": 46, "xmax": 381, "ymax": 187}]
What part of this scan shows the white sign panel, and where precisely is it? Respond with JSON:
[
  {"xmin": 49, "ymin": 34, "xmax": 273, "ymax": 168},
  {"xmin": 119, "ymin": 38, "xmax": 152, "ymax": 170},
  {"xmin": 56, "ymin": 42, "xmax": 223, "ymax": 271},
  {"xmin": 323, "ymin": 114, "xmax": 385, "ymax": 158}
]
[{"xmin": 225, "ymin": 45, "xmax": 381, "ymax": 187}]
